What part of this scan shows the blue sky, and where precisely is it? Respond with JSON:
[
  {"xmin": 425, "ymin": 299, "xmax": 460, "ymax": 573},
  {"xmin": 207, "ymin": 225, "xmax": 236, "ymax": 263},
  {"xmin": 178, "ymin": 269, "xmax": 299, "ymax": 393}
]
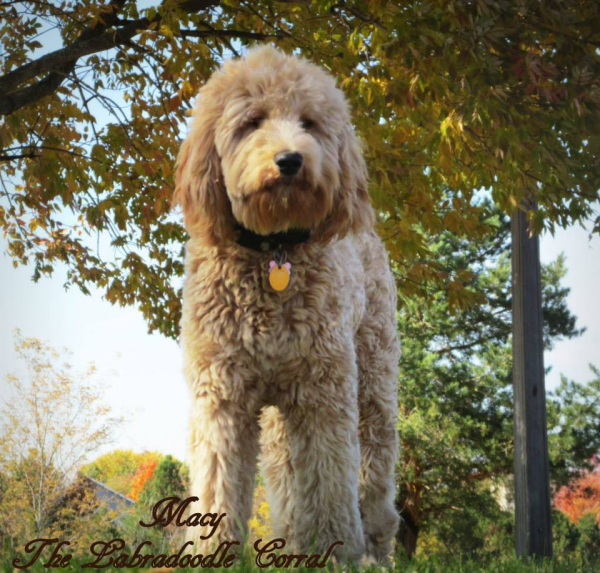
[{"xmin": 0, "ymin": 239, "xmax": 189, "ymax": 460}]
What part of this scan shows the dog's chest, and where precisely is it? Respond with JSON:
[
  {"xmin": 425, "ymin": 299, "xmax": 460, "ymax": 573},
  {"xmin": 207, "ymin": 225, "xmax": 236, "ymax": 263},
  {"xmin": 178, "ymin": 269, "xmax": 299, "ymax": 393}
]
[{"xmin": 183, "ymin": 241, "xmax": 366, "ymax": 368}]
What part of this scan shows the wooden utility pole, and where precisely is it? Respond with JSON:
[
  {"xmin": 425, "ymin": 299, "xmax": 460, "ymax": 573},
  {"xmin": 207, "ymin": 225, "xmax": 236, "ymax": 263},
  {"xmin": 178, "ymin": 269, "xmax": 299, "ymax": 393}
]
[{"xmin": 511, "ymin": 200, "xmax": 553, "ymax": 558}]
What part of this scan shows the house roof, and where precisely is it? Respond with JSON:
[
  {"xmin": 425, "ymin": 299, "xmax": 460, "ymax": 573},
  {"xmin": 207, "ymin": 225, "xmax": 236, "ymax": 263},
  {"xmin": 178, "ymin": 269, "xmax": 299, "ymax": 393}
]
[{"xmin": 82, "ymin": 475, "xmax": 135, "ymax": 514}]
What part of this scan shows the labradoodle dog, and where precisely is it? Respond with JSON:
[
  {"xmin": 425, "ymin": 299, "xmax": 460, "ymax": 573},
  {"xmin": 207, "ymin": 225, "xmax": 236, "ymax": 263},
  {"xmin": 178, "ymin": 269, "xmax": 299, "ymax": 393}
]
[{"xmin": 174, "ymin": 45, "xmax": 400, "ymax": 563}]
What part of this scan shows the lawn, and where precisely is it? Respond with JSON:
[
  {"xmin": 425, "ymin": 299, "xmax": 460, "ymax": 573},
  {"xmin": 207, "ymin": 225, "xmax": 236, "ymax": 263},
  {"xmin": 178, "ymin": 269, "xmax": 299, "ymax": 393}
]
[{"xmin": 2, "ymin": 550, "xmax": 598, "ymax": 573}]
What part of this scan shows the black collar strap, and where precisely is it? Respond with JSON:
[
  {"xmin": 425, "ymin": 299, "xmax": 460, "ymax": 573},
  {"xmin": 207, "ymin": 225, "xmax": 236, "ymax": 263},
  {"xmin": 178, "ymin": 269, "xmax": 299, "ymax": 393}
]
[{"xmin": 233, "ymin": 224, "xmax": 311, "ymax": 253}]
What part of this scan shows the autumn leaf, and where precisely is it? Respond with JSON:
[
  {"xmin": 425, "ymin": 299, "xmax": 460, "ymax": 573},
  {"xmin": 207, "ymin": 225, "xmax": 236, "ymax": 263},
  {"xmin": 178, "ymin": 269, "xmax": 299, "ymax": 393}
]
[{"xmin": 129, "ymin": 458, "xmax": 159, "ymax": 502}]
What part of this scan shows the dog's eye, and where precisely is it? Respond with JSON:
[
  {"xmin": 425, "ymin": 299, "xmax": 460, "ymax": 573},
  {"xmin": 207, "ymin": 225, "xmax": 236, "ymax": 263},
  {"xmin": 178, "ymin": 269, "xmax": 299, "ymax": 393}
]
[
  {"xmin": 301, "ymin": 118, "xmax": 315, "ymax": 131},
  {"xmin": 246, "ymin": 116, "xmax": 264, "ymax": 130}
]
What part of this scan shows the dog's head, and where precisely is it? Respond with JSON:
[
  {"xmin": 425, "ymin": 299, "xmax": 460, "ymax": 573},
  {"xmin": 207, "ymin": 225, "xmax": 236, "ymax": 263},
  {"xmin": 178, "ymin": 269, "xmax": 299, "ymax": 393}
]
[{"xmin": 174, "ymin": 45, "xmax": 373, "ymax": 244}]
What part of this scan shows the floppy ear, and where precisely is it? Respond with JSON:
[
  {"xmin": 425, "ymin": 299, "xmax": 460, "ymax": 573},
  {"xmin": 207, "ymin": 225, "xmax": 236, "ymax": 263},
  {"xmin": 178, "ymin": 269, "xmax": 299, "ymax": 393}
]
[
  {"xmin": 172, "ymin": 104, "xmax": 234, "ymax": 244},
  {"xmin": 317, "ymin": 124, "xmax": 374, "ymax": 242}
]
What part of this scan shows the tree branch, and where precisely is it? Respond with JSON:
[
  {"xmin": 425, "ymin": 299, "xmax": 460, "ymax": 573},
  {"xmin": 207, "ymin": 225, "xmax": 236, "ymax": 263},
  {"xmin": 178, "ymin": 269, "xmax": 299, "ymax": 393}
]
[
  {"xmin": 0, "ymin": 0, "xmax": 220, "ymax": 116},
  {"xmin": 0, "ymin": 61, "xmax": 77, "ymax": 117},
  {"xmin": 0, "ymin": 0, "xmax": 128, "ymax": 95},
  {"xmin": 180, "ymin": 29, "xmax": 281, "ymax": 40},
  {"xmin": 0, "ymin": 153, "xmax": 39, "ymax": 161},
  {"xmin": 433, "ymin": 330, "xmax": 506, "ymax": 356}
]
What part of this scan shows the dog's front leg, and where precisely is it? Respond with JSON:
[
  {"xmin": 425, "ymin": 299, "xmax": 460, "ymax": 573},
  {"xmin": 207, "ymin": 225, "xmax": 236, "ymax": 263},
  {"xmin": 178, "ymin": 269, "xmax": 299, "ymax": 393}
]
[
  {"xmin": 187, "ymin": 394, "xmax": 260, "ymax": 551},
  {"xmin": 283, "ymin": 343, "xmax": 365, "ymax": 563}
]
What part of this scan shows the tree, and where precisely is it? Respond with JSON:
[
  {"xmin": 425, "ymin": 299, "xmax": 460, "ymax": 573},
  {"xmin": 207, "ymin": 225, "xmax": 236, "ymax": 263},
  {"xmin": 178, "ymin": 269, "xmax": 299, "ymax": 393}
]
[
  {"xmin": 1, "ymin": 1, "xmax": 598, "ymax": 337},
  {"xmin": 555, "ymin": 454, "xmax": 600, "ymax": 525},
  {"xmin": 122, "ymin": 454, "xmax": 188, "ymax": 551},
  {"xmin": 128, "ymin": 457, "xmax": 159, "ymax": 501},
  {"xmin": 80, "ymin": 449, "xmax": 162, "ymax": 496},
  {"xmin": 45, "ymin": 474, "xmax": 120, "ymax": 554},
  {"xmin": 137, "ymin": 454, "xmax": 188, "ymax": 506},
  {"xmin": 0, "ymin": 452, "xmax": 50, "ymax": 548},
  {"xmin": 394, "ymin": 208, "xmax": 600, "ymax": 557},
  {"xmin": 553, "ymin": 509, "xmax": 600, "ymax": 562},
  {"xmin": 0, "ymin": 331, "xmax": 122, "ymax": 544},
  {"xmin": 547, "ymin": 369, "xmax": 600, "ymax": 486}
]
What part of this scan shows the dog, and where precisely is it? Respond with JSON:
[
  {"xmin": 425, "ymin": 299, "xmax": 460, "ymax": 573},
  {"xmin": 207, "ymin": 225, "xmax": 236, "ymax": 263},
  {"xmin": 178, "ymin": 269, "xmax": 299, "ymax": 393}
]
[{"xmin": 174, "ymin": 45, "xmax": 400, "ymax": 563}]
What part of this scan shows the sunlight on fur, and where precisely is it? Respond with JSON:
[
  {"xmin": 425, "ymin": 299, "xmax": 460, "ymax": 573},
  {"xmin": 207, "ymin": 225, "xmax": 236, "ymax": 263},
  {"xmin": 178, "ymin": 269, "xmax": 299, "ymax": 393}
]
[
  {"xmin": 174, "ymin": 45, "xmax": 373, "ymax": 243},
  {"xmin": 174, "ymin": 45, "xmax": 400, "ymax": 565}
]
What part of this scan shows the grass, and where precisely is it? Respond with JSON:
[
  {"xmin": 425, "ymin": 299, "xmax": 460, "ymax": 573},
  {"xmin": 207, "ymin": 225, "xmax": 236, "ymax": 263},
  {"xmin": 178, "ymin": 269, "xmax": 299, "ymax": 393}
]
[{"xmin": 2, "ymin": 547, "xmax": 598, "ymax": 573}]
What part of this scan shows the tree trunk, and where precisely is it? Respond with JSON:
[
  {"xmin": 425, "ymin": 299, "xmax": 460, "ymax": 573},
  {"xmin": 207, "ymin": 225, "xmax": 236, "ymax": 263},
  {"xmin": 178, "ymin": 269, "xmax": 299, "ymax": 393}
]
[
  {"xmin": 511, "ymin": 200, "xmax": 553, "ymax": 558},
  {"xmin": 396, "ymin": 508, "xmax": 419, "ymax": 557}
]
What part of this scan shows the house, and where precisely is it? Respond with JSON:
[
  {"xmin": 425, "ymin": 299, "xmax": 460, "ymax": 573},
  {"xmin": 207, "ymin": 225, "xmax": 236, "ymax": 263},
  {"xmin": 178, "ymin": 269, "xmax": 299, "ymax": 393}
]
[{"xmin": 81, "ymin": 475, "xmax": 135, "ymax": 523}]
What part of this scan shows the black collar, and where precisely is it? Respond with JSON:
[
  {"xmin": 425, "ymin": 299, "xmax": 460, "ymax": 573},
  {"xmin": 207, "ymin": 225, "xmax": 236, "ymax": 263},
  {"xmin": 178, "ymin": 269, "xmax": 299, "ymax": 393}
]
[{"xmin": 233, "ymin": 224, "xmax": 311, "ymax": 254}]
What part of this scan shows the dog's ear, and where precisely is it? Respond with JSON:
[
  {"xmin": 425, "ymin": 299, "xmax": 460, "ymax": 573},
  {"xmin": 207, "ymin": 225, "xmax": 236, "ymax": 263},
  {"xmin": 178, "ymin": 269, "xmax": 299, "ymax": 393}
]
[
  {"xmin": 317, "ymin": 124, "xmax": 374, "ymax": 242},
  {"xmin": 172, "ymin": 101, "xmax": 234, "ymax": 244}
]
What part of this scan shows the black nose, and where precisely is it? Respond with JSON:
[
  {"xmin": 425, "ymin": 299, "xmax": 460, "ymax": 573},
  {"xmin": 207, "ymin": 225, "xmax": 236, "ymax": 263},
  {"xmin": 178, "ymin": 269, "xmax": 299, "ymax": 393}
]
[{"xmin": 275, "ymin": 151, "xmax": 303, "ymax": 176}]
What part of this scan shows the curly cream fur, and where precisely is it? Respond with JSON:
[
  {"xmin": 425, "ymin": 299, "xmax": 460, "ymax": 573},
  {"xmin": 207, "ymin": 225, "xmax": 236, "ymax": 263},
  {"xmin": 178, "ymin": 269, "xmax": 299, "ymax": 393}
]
[{"xmin": 175, "ymin": 46, "xmax": 400, "ymax": 563}]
